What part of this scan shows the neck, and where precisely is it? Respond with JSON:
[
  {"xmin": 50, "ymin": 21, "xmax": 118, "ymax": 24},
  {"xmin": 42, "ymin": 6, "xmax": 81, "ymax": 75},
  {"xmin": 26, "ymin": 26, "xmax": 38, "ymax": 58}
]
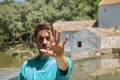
[{"xmin": 39, "ymin": 52, "xmax": 49, "ymax": 59}]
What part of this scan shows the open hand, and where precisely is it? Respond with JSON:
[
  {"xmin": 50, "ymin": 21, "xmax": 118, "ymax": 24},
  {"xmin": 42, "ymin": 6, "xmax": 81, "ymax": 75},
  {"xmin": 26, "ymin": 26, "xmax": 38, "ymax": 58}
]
[{"xmin": 40, "ymin": 29, "xmax": 68, "ymax": 58}]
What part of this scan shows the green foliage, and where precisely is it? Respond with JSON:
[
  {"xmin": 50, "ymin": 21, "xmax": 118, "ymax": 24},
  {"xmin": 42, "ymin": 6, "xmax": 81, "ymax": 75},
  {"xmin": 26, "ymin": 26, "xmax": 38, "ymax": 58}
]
[{"xmin": 0, "ymin": 0, "xmax": 100, "ymax": 47}]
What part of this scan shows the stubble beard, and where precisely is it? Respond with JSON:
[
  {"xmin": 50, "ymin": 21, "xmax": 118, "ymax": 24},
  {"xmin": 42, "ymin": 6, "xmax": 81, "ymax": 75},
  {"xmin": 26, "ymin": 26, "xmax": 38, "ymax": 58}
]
[{"xmin": 39, "ymin": 47, "xmax": 49, "ymax": 58}]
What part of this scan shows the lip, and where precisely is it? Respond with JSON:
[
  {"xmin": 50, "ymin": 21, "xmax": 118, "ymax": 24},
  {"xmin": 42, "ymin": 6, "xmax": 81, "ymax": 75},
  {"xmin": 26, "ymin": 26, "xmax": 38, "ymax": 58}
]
[{"xmin": 41, "ymin": 46, "xmax": 49, "ymax": 49}]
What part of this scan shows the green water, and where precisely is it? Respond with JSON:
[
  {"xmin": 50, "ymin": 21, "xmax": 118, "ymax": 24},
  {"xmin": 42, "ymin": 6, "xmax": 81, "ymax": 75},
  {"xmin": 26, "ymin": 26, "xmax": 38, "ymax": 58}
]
[
  {"xmin": 71, "ymin": 55, "xmax": 120, "ymax": 80},
  {"xmin": 0, "ymin": 52, "xmax": 25, "ymax": 68},
  {"xmin": 1, "ymin": 52, "xmax": 120, "ymax": 80},
  {"xmin": 0, "ymin": 52, "xmax": 25, "ymax": 80}
]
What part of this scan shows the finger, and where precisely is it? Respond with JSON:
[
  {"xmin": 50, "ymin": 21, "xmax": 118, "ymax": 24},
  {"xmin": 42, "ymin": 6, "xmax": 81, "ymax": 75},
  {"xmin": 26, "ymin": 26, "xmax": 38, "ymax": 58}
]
[
  {"xmin": 49, "ymin": 54, "xmax": 56, "ymax": 58},
  {"xmin": 54, "ymin": 29, "xmax": 57, "ymax": 42},
  {"xmin": 55, "ymin": 30, "xmax": 59, "ymax": 43},
  {"xmin": 62, "ymin": 35, "xmax": 69, "ymax": 46},
  {"xmin": 40, "ymin": 49, "xmax": 48, "ymax": 53},
  {"xmin": 49, "ymin": 54, "xmax": 55, "ymax": 58},
  {"xmin": 48, "ymin": 50, "xmax": 56, "ymax": 57},
  {"xmin": 48, "ymin": 30, "xmax": 54, "ymax": 43},
  {"xmin": 57, "ymin": 31, "xmax": 61, "ymax": 43}
]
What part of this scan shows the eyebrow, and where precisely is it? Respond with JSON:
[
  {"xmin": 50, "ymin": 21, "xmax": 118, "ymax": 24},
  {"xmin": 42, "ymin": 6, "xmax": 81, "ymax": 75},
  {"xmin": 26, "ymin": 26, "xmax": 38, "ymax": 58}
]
[{"xmin": 37, "ymin": 35, "xmax": 50, "ymax": 39}]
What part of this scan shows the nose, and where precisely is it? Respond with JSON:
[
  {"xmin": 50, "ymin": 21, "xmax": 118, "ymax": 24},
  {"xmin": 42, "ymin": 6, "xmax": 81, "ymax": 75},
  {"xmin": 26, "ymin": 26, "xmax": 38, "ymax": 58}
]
[
  {"xmin": 42, "ymin": 39, "xmax": 47, "ymax": 47},
  {"xmin": 43, "ymin": 38, "xmax": 47, "ymax": 44}
]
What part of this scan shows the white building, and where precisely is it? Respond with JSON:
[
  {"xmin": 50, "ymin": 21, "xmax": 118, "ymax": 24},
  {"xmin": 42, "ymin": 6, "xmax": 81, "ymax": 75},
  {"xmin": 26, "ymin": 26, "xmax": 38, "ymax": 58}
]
[
  {"xmin": 71, "ymin": 28, "xmax": 120, "ymax": 59},
  {"xmin": 53, "ymin": 20, "xmax": 97, "ymax": 57},
  {"xmin": 98, "ymin": 0, "xmax": 120, "ymax": 30}
]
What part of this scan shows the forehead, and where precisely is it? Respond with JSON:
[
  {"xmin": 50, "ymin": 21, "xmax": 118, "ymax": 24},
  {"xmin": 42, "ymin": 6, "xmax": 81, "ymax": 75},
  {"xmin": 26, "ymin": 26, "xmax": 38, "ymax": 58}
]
[{"xmin": 37, "ymin": 29, "xmax": 49, "ymax": 36}]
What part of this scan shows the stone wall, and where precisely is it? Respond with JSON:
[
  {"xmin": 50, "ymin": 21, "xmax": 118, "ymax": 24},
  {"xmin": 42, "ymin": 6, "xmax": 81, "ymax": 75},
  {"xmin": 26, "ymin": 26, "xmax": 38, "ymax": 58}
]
[
  {"xmin": 101, "ymin": 37, "xmax": 120, "ymax": 48},
  {"xmin": 71, "ymin": 29, "xmax": 101, "ymax": 58}
]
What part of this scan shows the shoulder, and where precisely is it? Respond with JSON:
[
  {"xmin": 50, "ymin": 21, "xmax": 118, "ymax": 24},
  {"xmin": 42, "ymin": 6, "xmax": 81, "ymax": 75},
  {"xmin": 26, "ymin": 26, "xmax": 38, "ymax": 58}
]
[{"xmin": 21, "ymin": 56, "xmax": 38, "ymax": 68}]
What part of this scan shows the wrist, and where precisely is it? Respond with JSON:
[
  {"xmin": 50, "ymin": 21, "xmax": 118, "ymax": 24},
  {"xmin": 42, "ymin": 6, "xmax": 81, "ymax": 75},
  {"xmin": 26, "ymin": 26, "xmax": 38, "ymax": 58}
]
[
  {"xmin": 56, "ymin": 56, "xmax": 64, "ymax": 60},
  {"xmin": 56, "ymin": 56, "xmax": 68, "ymax": 71}
]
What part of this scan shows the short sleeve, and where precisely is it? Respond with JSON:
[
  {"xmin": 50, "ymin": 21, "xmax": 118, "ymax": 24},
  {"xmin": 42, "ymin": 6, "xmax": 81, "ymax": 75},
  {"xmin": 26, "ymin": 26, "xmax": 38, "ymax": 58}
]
[{"xmin": 56, "ymin": 58, "xmax": 73, "ymax": 80}]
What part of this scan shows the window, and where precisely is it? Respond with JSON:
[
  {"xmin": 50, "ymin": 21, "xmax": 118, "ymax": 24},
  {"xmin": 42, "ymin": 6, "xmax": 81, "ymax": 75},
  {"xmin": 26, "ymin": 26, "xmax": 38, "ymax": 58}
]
[
  {"xmin": 78, "ymin": 41, "xmax": 82, "ymax": 47},
  {"xmin": 104, "ymin": 9, "xmax": 106, "ymax": 12}
]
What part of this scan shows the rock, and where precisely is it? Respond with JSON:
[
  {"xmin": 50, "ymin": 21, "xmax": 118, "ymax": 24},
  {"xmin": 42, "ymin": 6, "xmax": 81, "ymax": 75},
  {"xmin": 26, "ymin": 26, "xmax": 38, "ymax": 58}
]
[{"xmin": 12, "ymin": 50, "xmax": 35, "ymax": 58}]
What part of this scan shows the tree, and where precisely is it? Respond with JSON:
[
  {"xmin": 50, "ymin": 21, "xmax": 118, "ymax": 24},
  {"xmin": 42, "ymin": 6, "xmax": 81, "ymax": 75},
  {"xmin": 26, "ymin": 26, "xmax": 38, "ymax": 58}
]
[{"xmin": 0, "ymin": 0, "xmax": 101, "ymax": 48}]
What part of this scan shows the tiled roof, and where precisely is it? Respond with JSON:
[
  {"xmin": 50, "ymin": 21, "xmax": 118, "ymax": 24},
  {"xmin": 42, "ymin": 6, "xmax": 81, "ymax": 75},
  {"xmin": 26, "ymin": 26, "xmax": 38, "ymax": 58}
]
[
  {"xmin": 53, "ymin": 20, "xmax": 97, "ymax": 31},
  {"xmin": 99, "ymin": 0, "xmax": 120, "ymax": 6},
  {"xmin": 85, "ymin": 28, "xmax": 117, "ymax": 37}
]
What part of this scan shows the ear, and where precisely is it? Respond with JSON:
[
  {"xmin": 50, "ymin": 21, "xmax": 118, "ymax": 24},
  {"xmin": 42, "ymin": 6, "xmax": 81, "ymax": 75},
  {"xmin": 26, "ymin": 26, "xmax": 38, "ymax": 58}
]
[
  {"xmin": 34, "ymin": 37, "xmax": 37, "ymax": 43},
  {"xmin": 34, "ymin": 40, "xmax": 39, "ymax": 48},
  {"xmin": 34, "ymin": 40, "xmax": 37, "ymax": 43},
  {"xmin": 34, "ymin": 38, "xmax": 38, "ymax": 46}
]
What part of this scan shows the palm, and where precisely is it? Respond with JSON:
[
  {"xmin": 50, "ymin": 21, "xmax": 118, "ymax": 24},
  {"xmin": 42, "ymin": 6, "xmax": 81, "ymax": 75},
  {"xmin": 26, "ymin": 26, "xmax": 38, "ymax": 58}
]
[
  {"xmin": 49, "ymin": 30, "xmax": 68, "ymax": 58},
  {"xmin": 50, "ymin": 43, "xmax": 64, "ymax": 57}
]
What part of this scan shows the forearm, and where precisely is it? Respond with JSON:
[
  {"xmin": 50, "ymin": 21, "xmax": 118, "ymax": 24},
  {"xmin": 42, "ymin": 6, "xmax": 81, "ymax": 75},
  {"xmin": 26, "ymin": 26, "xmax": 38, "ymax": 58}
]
[{"xmin": 56, "ymin": 56, "xmax": 68, "ymax": 71}]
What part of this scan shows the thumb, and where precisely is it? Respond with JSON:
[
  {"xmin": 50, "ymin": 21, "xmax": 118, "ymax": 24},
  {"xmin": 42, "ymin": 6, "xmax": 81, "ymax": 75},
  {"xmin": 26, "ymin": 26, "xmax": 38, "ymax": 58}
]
[{"xmin": 40, "ymin": 49, "xmax": 47, "ymax": 53}]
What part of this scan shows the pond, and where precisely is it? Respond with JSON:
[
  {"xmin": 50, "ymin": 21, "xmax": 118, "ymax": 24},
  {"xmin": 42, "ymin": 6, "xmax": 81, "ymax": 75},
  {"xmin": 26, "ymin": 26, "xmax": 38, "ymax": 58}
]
[
  {"xmin": 0, "ymin": 52, "xmax": 25, "ymax": 68},
  {"xmin": 1, "ymin": 52, "xmax": 120, "ymax": 80},
  {"xmin": 0, "ymin": 52, "xmax": 26, "ymax": 80},
  {"xmin": 0, "ymin": 68, "xmax": 19, "ymax": 80},
  {"xmin": 71, "ymin": 55, "xmax": 120, "ymax": 80}
]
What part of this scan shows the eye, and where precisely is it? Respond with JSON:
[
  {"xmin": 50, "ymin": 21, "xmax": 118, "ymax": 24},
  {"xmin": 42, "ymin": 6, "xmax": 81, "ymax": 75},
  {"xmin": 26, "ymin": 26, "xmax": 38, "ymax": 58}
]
[
  {"xmin": 46, "ymin": 37, "xmax": 50, "ymax": 41},
  {"xmin": 37, "ymin": 37, "xmax": 43, "ymax": 41}
]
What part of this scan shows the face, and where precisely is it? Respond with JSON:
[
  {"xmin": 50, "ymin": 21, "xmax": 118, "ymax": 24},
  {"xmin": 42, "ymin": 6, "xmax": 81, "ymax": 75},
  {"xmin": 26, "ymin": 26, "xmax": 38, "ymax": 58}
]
[{"xmin": 35, "ymin": 29, "xmax": 51, "ymax": 53}]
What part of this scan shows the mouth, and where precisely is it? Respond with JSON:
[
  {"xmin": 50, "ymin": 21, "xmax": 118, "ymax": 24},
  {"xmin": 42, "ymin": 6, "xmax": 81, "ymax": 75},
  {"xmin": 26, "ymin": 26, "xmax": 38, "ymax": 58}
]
[{"xmin": 41, "ymin": 46, "xmax": 49, "ymax": 50}]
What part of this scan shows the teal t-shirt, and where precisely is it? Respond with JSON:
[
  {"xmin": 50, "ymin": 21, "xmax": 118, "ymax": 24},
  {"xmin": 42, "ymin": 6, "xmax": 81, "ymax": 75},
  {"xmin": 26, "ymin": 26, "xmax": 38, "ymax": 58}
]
[{"xmin": 18, "ymin": 55, "xmax": 73, "ymax": 80}]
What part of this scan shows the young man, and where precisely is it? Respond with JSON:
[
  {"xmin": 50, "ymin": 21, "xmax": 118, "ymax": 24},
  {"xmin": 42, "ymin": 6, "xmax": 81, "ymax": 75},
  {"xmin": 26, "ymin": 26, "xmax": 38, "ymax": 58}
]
[{"xmin": 18, "ymin": 22, "xmax": 73, "ymax": 80}]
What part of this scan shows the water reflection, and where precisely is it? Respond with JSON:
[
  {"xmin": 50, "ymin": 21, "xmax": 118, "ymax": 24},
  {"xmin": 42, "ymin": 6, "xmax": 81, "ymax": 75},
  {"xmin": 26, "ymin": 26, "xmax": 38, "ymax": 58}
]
[
  {"xmin": 0, "ymin": 53, "xmax": 25, "ymax": 68},
  {"xmin": 71, "ymin": 55, "xmax": 120, "ymax": 80},
  {"xmin": 0, "ymin": 53, "xmax": 25, "ymax": 80},
  {"xmin": 0, "ymin": 68, "xmax": 19, "ymax": 80},
  {"xmin": 1, "ymin": 53, "xmax": 120, "ymax": 80}
]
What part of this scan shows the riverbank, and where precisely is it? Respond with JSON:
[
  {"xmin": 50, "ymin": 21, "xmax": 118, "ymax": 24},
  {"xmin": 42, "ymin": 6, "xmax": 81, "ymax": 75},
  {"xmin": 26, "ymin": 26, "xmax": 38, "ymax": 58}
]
[
  {"xmin": 1, "ymin": 54, "xmax": 120, "ymax": 80},
  {"xmin": 0, "ymin": 68, "xmax": 19, "ymax": 80}
]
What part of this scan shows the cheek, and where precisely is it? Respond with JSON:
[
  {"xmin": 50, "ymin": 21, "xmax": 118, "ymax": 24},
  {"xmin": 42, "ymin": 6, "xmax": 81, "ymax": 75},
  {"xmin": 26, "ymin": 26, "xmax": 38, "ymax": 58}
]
[{"xmin": 36, "ymin": 42, "xmax": 42, "ymax": 47}]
